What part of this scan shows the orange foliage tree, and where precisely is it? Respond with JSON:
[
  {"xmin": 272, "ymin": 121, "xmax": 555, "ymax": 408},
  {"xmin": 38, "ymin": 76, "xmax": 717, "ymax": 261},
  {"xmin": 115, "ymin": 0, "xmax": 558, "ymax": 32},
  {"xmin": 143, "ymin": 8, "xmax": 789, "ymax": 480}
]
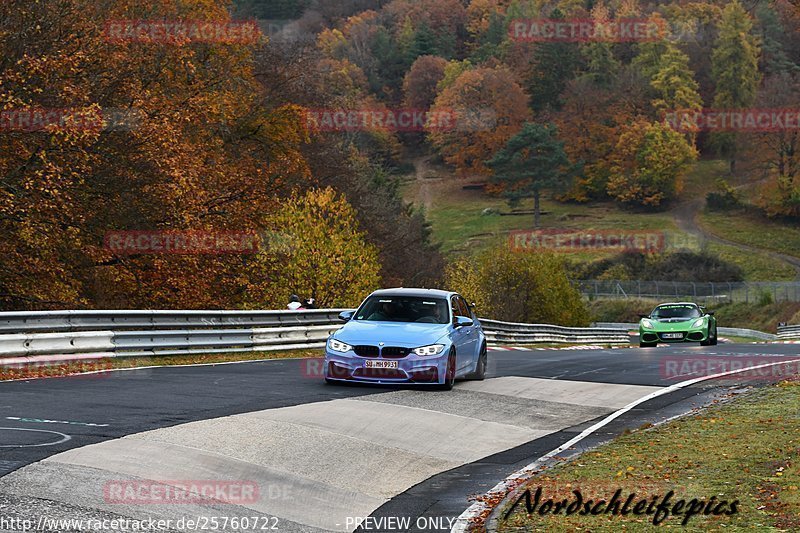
[
  {"xmin": 427, "ymin": 66, "xmax": 530, "ymax": 176},
  {"xmin": 0, "ymin": 0, "xmax": 312, "ymax": 309}
]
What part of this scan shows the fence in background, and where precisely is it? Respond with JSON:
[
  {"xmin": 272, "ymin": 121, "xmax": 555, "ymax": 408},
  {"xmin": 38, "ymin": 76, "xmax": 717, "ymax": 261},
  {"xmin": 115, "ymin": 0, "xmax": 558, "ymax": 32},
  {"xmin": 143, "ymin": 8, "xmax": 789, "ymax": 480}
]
[{"xmin": 576, "ymin": 280, "xmax": 800, "ymax": 304}]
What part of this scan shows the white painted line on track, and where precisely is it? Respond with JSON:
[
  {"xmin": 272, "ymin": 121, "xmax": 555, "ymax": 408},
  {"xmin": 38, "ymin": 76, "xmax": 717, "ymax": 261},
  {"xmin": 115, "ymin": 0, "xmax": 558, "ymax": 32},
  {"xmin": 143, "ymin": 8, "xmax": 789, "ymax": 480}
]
[
  {"xmin": 451, "ymin": 356, "xmax": 800, "ymax": 532},
  {"xmin": 0, "ymin": 427, "xmax": 71, "ymax": 448}
]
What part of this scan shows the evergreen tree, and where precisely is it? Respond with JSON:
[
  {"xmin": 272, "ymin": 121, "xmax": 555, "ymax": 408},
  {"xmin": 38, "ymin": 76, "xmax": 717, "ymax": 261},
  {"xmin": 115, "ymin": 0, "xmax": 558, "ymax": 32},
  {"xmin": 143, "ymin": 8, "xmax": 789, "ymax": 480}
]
[
  {"xmin": 471, "ymin": 10, "xmax": 506, "ymax": 62},
  {"xmin": 525, "ymin": 9, "xmax": 582, "ymax": 111},
  {"xmin": 408, "ymin": 21, "xmax": 439, "ymax": 64},
  {"xmin": 756, "ymin": 3, "xmax": 800, "ymax": 76},
  {"xmin": 486, "ymin": 123, "xmax": 573, "ymax": 228},
  {"xmin": 580, "ymin": 42, "xmax": 621, "ymax": 89},
  {"xmin": 711, "ymin": 1, "xmax": 762, "ymax": 174},
  {"xmin": 651, "ymin": 44, "xmax": 703, "ymax": 114}
]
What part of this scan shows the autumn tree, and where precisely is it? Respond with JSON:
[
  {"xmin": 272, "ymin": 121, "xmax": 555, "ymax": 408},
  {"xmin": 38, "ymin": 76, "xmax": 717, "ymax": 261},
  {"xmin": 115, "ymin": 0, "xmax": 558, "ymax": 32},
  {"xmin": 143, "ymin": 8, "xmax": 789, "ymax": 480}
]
[
  {"xmin": 748, "ymin": 74, "xmax": 800, "ymax": 218},
  {"xmin": 607, "ymin": 121, "xmax": 698, "ymax": 207},
  {"xmin": 486, "ymin": 123, "xmax": 573, "ymax": 228},
  {"xmin": 553, "ymin": 73, "xmax": 650, "ymax": 201},
  {"xmin": 402, "ymin": 55, "xmax": 448, "ymax": 110},
  {"xmin": 711, "ymin": 1, "xmax": 762, "ymax": 174},
  {"xmin": 578, "ymin": 3, "xmax": 620, "ymax": 89},
  {"xmin": 384, "ymin": 0, "xmax": 467, "ymax": 61},
  {"xmin": 427, "ymin": 66, "xmax": 530, "ymax": 175},
  {"xmin": 446, "ymin": 244, "xmax": 589, "ymax": 326},
  {"xmin": 248, "ymin": 188, "xmax": 381, "ymax": 308},
  {"xmin": 0, "ymin": 0, "xmax": 319, "ymax": 309}
]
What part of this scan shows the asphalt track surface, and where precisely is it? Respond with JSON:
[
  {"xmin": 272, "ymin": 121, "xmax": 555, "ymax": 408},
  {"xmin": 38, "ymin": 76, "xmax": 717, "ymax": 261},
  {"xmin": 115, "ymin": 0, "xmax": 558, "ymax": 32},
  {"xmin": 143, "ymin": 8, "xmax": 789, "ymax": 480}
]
[{"xmin": 1, "ymin": 342, "xmax": 798, "ymax": 532}]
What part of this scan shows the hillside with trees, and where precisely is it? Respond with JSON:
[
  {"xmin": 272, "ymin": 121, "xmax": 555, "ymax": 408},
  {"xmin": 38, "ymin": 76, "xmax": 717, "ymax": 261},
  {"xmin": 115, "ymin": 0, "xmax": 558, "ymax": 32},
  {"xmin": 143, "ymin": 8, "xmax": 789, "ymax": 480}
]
[{"xmin": 2, "ymin": 0, "xmax": 799, "ymax": 323}]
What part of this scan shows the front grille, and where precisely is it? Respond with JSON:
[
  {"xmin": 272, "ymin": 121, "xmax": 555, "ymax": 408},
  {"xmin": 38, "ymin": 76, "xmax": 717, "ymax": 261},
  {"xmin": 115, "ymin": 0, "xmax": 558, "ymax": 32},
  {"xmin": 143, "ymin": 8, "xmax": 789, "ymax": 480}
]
[
  {"xmin": 687, "ymin": 332, "xmax": 705, "ymax": 341},
  {"xmin": 381, "ymin": 346, "xmax": 411, "ymax": 358},
  {"xmin": 353, "ymin": 345, "xmax": 379, "ymax": 358},
  {"xmin": 658, "ymin": 332, "xmax": 686, "ymax": 341},
  {"xmin": 353, "ymin": 368, "xmax": 407, "ymax": 380}
]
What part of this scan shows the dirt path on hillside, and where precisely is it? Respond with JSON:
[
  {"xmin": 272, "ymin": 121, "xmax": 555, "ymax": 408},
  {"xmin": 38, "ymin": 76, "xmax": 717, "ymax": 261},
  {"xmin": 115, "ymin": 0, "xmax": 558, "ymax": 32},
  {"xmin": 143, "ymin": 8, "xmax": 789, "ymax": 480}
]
[
  {"xmin": 670, "ymin": 194, "xmax": 800, "ymax": 280},
  {"xmin": 411, "ymin": 154, "xmax": 443, "ymax": 211}
]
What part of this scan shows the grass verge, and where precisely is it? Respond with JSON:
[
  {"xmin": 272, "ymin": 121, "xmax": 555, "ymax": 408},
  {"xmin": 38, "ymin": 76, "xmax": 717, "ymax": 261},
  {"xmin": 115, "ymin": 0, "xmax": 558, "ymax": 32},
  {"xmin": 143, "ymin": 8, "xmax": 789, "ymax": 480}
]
[
  {"xmin": 700, "ymin": 209, "xmax": 800, "ymax": 260},
  {"xmin": 0, "ymin": 349, "xmax": 321, "ymax": 381},
  {"xmin": 706, "ymin": 240, "xmax": 797, "ymax": 281},
  {"xmin": 497, "ymin": 379, "xmax": 800, "ymax": 531}
]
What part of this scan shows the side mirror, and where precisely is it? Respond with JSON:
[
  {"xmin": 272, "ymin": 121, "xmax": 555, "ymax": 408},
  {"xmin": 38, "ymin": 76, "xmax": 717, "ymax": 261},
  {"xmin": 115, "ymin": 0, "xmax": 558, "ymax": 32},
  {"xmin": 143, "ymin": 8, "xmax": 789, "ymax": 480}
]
[
  {"xmin": 454, "ymin": 316, "xmax": 474, "ymax": 328},
  {"xmin": 338, "ymin": 311, "xmax": 354, "ymax": 322},
  {"xmin": 470, "ymin": 302, "xmax": 477, "ymax": 309},
  {"xmin": 707, "ymin": 311, "xmax": 715, "ymax": 316},
  {"xmin": 638, "ymin": 314, "xmax": 650, "ymax": 319}
]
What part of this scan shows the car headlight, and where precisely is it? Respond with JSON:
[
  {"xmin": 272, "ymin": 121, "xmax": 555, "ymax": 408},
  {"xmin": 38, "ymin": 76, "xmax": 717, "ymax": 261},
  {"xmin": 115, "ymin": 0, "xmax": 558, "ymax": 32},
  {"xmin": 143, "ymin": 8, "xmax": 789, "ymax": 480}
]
[
  {"xmin": 691, "ymin": 318, "xmax": 706, "ymax": 329},
  {"xmin": 413, "ymin": 344, "xmax": 445, "ymax": 356},
  {"xmin": 328, "ymin": 338, "xmax": 353, "ymax": 353},
  {"xmin": 641, "ymin": 319, "xmax": 654, "ymax": 329}
]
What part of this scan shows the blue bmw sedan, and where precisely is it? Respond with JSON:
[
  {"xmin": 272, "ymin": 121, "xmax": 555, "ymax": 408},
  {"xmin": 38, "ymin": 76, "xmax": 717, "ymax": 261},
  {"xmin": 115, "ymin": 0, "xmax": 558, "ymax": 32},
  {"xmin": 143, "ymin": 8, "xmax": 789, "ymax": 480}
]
[{"xmin": 323, "ymin": 288, "xmax": 487, "ymax": 390}]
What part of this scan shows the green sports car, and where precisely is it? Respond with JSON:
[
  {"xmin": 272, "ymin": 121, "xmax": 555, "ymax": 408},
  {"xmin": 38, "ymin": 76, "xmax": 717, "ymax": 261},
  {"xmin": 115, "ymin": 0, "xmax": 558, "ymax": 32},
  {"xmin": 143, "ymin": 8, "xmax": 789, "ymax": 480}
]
[{"xmin": 638, "ymin": 302, "xmax": 717, "ymax": 348}]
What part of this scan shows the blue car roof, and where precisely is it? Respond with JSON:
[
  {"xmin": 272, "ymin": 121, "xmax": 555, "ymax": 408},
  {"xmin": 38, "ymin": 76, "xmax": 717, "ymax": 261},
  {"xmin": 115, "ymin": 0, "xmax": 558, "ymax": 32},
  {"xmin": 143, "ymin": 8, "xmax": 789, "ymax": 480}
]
[{"xmin": 368, "ymin": 288, "xmax": 454, "ymax": 299}]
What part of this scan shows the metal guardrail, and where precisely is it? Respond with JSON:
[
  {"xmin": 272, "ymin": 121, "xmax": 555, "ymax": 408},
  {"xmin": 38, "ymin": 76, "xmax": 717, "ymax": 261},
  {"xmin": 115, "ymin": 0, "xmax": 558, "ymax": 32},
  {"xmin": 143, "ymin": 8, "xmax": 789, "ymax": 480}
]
[
  {"xmin": 0, "ymin": 309, "xmax": 347, "ymax": 334},
  {"xmin": 0, "ymin": 310, "xmax": 632, "ymax": 361},
  {"xmin": 480, "ymin": 319, "xmax": 629, "ymax": 345},
  {"xmin": 595, "ymin": 322, "xmax": 777, "ymax": 341},
  {"xmin": 778, "ymin": 324, "xmax": 800, "ymax": 340}
]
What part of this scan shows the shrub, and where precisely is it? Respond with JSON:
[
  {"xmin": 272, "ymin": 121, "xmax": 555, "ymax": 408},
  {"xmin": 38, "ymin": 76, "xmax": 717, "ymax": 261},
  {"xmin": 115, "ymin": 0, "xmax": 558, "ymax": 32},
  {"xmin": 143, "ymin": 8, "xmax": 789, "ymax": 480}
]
[
  {"xmin": 446, "ymin": 245, "xmax": 589, "ymax": 325},
  {"xmin": 706, "ymin": 178, "xmax": 740, "ymax": 211},
  {"xmin": 569, "ymin": 250, "xmax": 744, "ymax": 283}
]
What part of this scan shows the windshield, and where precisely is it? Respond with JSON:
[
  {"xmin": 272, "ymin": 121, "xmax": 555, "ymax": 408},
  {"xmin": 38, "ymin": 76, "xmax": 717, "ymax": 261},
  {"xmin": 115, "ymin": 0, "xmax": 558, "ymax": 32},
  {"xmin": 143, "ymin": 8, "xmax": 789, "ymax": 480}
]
[
  {"xmin": 651, "ymin": 305, "xmax": 702, "ymax": 319},
  {"xmin": 354, "ymin": 296, "xmax": 449, "ymax": 324}
]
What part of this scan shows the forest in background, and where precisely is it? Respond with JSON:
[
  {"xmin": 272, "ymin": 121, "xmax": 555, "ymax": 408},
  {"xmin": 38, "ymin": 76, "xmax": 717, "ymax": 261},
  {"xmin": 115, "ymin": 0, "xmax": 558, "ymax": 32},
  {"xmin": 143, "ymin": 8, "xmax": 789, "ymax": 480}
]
[{"xmin": 1, "ymin": 0, "xmax": 799, "ymax": 319}]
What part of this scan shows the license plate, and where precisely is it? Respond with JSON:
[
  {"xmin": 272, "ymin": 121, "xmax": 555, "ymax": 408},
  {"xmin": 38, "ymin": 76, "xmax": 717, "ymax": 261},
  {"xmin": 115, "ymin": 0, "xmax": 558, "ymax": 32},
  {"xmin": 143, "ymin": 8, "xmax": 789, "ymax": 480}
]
[
  {"xmin": 364, "ymin": 360, "xmax": 398, "ymax": 369},
  {"xmin": 662, "ymin": 333, "xmax": 684, "ymax": 339}
]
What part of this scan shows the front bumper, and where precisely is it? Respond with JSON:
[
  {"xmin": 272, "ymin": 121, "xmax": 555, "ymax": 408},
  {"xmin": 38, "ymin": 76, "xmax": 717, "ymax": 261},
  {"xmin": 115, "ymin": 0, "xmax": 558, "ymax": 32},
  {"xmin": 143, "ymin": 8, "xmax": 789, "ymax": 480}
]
[
  {"xmin": 640, "ymin": 328, "xmax": 709, "ymax": 343},
  {"xmin": 324, "ymin": 348, "xmax": 449, "ymax": 385}
]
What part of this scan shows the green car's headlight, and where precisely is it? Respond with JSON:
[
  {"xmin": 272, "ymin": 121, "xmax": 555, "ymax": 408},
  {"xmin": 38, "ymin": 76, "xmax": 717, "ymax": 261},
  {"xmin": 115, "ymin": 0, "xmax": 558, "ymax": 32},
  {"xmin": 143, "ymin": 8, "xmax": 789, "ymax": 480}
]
[
  {"xmin": 691, "ymin": 318, "xmax": 706, "ymax": 329},
  {"xmin": 641, "ymin": 319, "xmax": 654, "ymax": 329},
  {"xmin": 413, "ymin": 344, "xmax": 445, "ymax": 356},
  {"xmin": 328, "ymin": 338, "xmax": 353, "ymax": 353}
]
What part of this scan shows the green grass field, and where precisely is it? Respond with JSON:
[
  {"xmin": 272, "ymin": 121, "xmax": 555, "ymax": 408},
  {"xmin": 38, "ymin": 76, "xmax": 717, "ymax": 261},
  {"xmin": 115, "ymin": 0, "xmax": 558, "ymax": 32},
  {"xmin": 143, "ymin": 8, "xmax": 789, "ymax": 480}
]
[
  {"xmin": 700, "ymin": 210, "xmax": 800, "ymax": 260},
  {"xmin": 497, "ymin": 379, "xmax": 800, "ymax": 531},
  {"xmin": 401, "ymin": 158, "xmax": 800, "ymax": 282}
]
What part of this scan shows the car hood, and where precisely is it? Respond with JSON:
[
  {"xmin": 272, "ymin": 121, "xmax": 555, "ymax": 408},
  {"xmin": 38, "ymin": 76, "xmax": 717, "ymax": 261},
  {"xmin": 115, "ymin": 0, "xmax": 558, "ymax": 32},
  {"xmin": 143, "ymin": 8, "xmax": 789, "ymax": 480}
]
[
  {"xmin": 333, "ymin": 320, "xmax": 450, "ymax": 346},
  {"xmin": 646, "ymin": 317, "xmax": 705, "ymax": 330}
]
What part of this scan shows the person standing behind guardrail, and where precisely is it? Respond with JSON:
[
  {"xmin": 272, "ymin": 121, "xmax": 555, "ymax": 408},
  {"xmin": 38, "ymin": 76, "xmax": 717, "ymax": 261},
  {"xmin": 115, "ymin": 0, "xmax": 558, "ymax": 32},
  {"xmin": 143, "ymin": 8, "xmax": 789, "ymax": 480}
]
[{"xmin": 287, "ymin": 294, "xmax": 305, "ymax": 310}]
